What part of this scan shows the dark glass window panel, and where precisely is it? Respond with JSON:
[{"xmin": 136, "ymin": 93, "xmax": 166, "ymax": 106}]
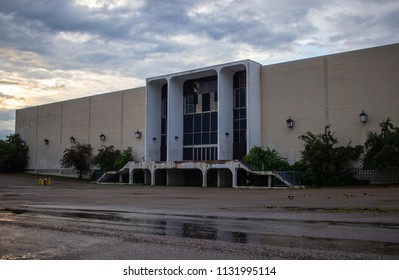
[
  {"xmin": 194, "ymin": 133, "xmax": 201, "ymax": 145},
  {"xmin": 184, "ymin": 115, "xmax": 193, "ymax": 133},
  {"xmin": 234, "ymin": 89, "xmax": 240, "ymax": 108},
  {"xmin": 161, "ymin": 118, "xmax": 167, "ymax": 134},
  {"xmin": 240, "ymin": 108, "xmax": 246, "ymax": 119},
  {"xmin": 234, "ymin": 120, "xmax": 239, "ymax": 130},
  {"xmin": 202, "ymin": 113, "xmax": 210, "ymax": 132},
  {"xmin": 202, "ymin": 93, "xmax": 210, "ymax": 112},
  {"xmin": 194, "ymin": 114, "xmax": 201, "ymax": 132},
  {"xmin": 234, "ymin": 109, "xmax": 239, "ymax": 119},
  {"xmin": 202, "ymin": 148, "xmax": 206, "ymax": 160},
  {"xmin": 211, "ymin": 132, "xmax": 217, "ymax": 144},
  {"xmin": 206, "ymin": 147, "xmax": 210, "ymax": 160},
  {"xmin": 233, "ymin": 72, "xmax": 239, "ymax": 88},
  {"xmin": 183, "ymin": 134, "xmax": 193, "ymax": 145},
  {"xmin": 240, "ymin": 119, "xmax": 247, "ymax": 130},
  {"xmin": 161, "ymin": 135, "xmax": 166, "ymax": 146},
  {"xmin": 211, "ymin": 112, "xmax": 217, "ymax": 131},
  {"xmin": 239, "ymin": 130, "xmax": 247, "ymax": 142},
  {"xmin": 202, "ymin": 133, "xmax": 210, "ymax": 145},
  {"xmin": 240, "ymin": 88, "xmax": 246, "ymax": 108},
  {"xmin": 183, "ymin": 148, "xmax": 193, "ymax": 160},
  {"xmin": 234, "ymin": 131, "xmax": 240, "ymax": 143},
  {"xmin": 193, "ymin": 148, "xmax": 198, "ymax": 161}
]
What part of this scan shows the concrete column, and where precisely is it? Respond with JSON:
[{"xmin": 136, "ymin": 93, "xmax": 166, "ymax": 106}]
[
  {"xmin": 246, "ymin": 61, "xmax": 262, "ymax": 150},
  {"xmin": 202, "ymin": 170, "xmax": 207, "ymax": 187},
  {"xmin": 218, "ymin": 68, "xmax": 234, "ymax": 160},
  {"xmin": 167, "ymin": 77, "xmax": 184, "ymax": 161},
  {"xmin": 232, "ymin": 168, "xmax": 238, "ymax": 188}
]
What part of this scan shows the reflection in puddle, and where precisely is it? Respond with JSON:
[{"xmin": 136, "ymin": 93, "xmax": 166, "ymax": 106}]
[{"xmin": 0, "ymin": 207, "xmax": 254, "ymax": 245}]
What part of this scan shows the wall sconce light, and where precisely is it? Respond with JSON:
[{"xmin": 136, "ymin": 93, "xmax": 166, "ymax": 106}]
[
  {"xmin": 44, "ymin": 138, "xmax": 49, "ymax": 145},
  {"xmin": 69, "ymin": 136, "xmax": 76, "ymax": 143},
  {"xmin": 175, "ymin": 136, "xmax": 179, "ymax": 140},
  {"xmin": 134, "ymin": 130, "xmax": 142, "ymax": 139},
  {"xmin": 286, "ymin": 116, "xmax": 294, "ymax": 128},
  {"xmin": 99, "ymin": 133, "xmax": 106, "ymax": 141},
  {"xmin": 21, "ymin": 141, "xmax": 27, "ymax": 147},
  {"xmin": 153, "ymin": 137, "xmax": 157, "ymax": 142},
  {"xmin": 359, "ymin": 110, "xmax": 368, "ymax": 123},
  {"xmin": 225, "ymin": 132, "xmax": 230, "ymax": 136}
]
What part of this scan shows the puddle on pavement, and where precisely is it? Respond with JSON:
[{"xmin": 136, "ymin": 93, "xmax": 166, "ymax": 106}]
[{"xmin": 2, "ymin": 207, "xmax": 398, "ymax": 245}]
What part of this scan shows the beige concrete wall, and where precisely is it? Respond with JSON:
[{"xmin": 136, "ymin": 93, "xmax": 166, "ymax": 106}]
[
  {"xmin": 15, "ymin": 107, "xmax": 38, "ymax": 170},
  {"xmin": 61, "ymin": 97, "xmax": 90, "ymax": 150},
  {"xmin": 122, "ymin": 87, "xmax": 146, "ymax": 161},
  {"xmin": 36, "ymin": 103, "xmax": 62, "ymax": 170},
  {"xmin": 16, "ymin": 87, "xmax": 146, "ymax": 174},
  {"xmin": 89, "ymin": 91, "xmax": 123, "ymax": 154},
  {"xmin": 327, "ymin": 44, "xmax": 399, "ymax": 147},
  {"xmin": 261, "ymin": 44, "xmax": 399, "ymax": 164},
  {"xmin": 261, "ymin": 57, "xmax": 326, "ymax": 163}
]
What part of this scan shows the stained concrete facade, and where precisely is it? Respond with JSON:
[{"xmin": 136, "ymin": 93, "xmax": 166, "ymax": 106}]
[
  {"xmin": 16, "ymin": 87, "xmax": 146, "ymax": 175},
  {"xmin": 15, "ymin": 43, "xmax": 399, "ymax": 179}
]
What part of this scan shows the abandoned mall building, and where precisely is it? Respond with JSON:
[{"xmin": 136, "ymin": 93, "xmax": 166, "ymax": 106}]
[{"xmin": 15, "ymin": 43, "xmax": 399, "ymax": 187}]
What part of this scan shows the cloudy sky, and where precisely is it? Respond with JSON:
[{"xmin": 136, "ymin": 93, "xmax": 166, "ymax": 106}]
[{"xmin": 1, "ymin": 0, "xmax": 399, "ymax": 139}]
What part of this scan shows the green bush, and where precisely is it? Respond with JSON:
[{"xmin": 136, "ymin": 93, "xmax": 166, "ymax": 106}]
[
  {"xmin": 60, "ymin": 143, "xmax": 93, "ymax": 178},
  {"xmin": 113, "ymin": 147, "xmax": 133, "ymax": 171},
  {"xmin": 92, "ymin": 145, "xmax": 121, "ymax": 172},
  {"xmin": 243, "ymin": 146, "xmax": 290, "ymax": 171},
  {"xmin": 298, "ymin": 126, "xmax": 363, "ymax": 186},
  {"xmin": 363, "ymin": 119, "xmax": 399, "ymax": 170}
]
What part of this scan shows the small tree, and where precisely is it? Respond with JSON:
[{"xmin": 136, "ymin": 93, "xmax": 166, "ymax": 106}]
[
  {"xmin": 0, "ymin": 134, "xmax": 29, "ymax": 172},
  {"xmin": 92, "ymin": 145, "xmax": 121, "ymax": 172},
  {"xmin": 60, "ymin": 143, "xmax": 93, "ymax": 178},
  {"xmin": 363, "ymin": 119, "xmax": 399, "ymax": 170},
  {"xmin": 298, "ymin": 126, "xmax": 363, "ymax": 186},
  {"xmin": 113, "ymin": 147, "xmax": 133, "ymax": 171},
  {"xmin": 243, "ymin": 146, "xmax": 290, "ymax": 171}
]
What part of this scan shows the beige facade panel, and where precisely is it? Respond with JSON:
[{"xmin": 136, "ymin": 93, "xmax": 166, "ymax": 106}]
[
  {"xmin": 15, "ymin": 107, "xmax": 38, "ymax": 170},
  {"xmin": 121, "ymin": 87, "xmax": 146, "ymax": 161},
  {"xmin": 327, "ymin": 44, "xmax": 399, "ymax": 147},
  {"xmin": 261, "ymin": 57, "xmax": 326, "ymax": 163},
  {"xmin": 261, "ymin": 44, "xmax": 399, "ymax": 164},
  {"xmin": 36, "ymin": 103, "xmax": 62, "ymax": 170}
]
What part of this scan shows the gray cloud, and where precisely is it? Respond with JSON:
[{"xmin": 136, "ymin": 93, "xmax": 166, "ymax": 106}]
[{"xmin": 1, "ymin": 0, "xmax": 399, "ymax": 135}]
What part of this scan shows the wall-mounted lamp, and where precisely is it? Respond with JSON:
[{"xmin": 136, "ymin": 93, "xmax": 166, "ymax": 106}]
[
  {"xmin": 134, "ymin": 130, "xmax": 142, "ymax": 139},
  {"xmin": 21, "ymin": 141, "xmax": 27, "ymax": 147},
  {"xmin": 69, "ymin": 136, "xmax": 76, "ymax": 143},
  {"xmin": 225, "ymin": 132, "xmax": 230, "ymax": 136},
  {"xmin": 286, "ymin": 116, "xmax": 294, "ymax": 128},
  {"xmin": 153, "ymin": 137, "xmax": 157, "ymax": 142},
  {"xmin": 99, "ymin": 133, "xmax": 106, "ymax": 142},
  {"xmin": 44, "ymin": 138, "xmax": 49, "ymax": 145},
  {"xmin": 175, "ymin": 136, "xmax": 179, "ymax": 140},
  {"xmin": 359, "ymin": 110, "xmax": 368, "ymax": 123}
]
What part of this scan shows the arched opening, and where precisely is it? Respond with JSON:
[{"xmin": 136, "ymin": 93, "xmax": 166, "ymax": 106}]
[
  {"xmin": 206, "ymin": 168, "xmax": 233, "ymax": 187},
  {"xmin": 131, "ymin": 168, "xmax": 150, "ymax": 185}
]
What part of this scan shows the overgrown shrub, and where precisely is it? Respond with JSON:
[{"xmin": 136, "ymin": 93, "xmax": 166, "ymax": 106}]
[
  {"xmin": 363, "ymin": 119, "xmax": 399, "ymax": 170},
  {"xmin": 92, "ymin": 145, "xmax": 121, "ymax": 172},
  {"xmin": 243, "ymin": 146, "xmax": 290, "ymax": 171},
  {"xmin": 298, "ymin": 126, "xmax": 363, "ymax": 186},
  {"xmin": 60, "ymin": 143, "xmax": 93, "ymax": 178}
]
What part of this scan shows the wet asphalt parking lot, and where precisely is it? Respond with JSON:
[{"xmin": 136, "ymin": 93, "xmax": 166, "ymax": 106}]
[{"xmin": 0, "ymin": 173, "xmax": 398, "ymax": 259}]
